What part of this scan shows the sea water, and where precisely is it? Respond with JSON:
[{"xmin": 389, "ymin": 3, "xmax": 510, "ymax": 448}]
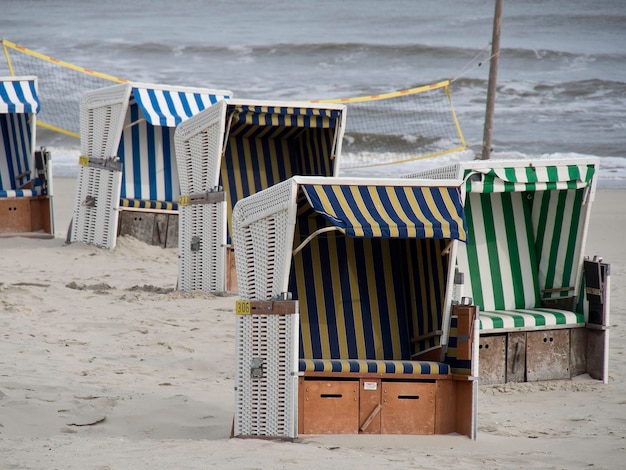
[{"xmin": 1, "ymin": 0, "xmax": 625, "ymax": 186}]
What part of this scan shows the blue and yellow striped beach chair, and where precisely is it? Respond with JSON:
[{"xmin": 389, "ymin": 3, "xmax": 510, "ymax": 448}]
[
  {"xmin": 407, "ymin": 158, "xmax": 610, "ymax": 384},
  {"xmin": 175, "ymin": 99, "xmax": 346, "ymax": 293},
  {"xmin": 70, "ymin": 82, "xmax": 231, "ymax": 249},
  {"xmin": 0, "ymin": 76, "xmax": 54, "ymax": 237},
  {"xmin": 232, "ymin": 176, "xmax": 478, "ymax": 438}
]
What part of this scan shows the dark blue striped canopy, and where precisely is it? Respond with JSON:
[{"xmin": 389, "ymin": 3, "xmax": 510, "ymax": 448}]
[{"xmin": 301, "ymin": 184, "xmax": 467, "ymax": 241}]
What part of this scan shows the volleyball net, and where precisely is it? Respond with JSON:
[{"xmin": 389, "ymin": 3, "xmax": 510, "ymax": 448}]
[
  {"xmin": 1, "ymin": 39, "xmax": 466, "ymax": 167},
  {"xmin": 1, "ymin": 39, "xmax": 125, "ymax": 138}
]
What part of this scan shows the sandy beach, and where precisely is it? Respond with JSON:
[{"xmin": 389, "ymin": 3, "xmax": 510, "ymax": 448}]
[{"xmin": 0, "ymin": 176, "xmax": 624, "ymax": 470}]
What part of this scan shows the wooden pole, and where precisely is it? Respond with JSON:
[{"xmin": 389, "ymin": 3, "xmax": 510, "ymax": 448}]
[{"xmin": 479, "ymin": 0, "xmax": 503, "ymax": 160}]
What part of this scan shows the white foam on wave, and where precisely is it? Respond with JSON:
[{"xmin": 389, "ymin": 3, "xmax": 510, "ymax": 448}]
[{"xmin": 47, "ymin": 143, "xmax": 626, "ymax": 188}]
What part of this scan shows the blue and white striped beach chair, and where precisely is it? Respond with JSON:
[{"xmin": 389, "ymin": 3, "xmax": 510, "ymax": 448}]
[
  {"xmin": 175, "ymin": 99, "xmax": 346, "ymax": 293},
  {"xmin": 407, "ymin": 158, "xmax": 610, "ymax": 384},
  {"xmin": 0, "ymin": 76, "xmax": 54, "ymax": 237},
  {"xmin": 231, "ymin": 176, "xmax": 478, "ymax": 438},
  {"xmin": 70, "ymin": 82, "xmax": 231, "ymax": 249}
]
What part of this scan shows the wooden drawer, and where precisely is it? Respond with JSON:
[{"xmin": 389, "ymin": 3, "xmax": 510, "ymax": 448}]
[
  {"xmin": 302, "ymin": 380, "xmax": 359, "ymax": 434},
  {"xmin": 381, "ymin": 381, "xmax": 436, "ymax": 434}
]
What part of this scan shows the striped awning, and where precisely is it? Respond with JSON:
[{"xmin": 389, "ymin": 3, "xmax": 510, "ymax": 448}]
[
  {"xmin": 132, "ymin": 87, "xmax": 230, "ymax": 127},
  {"xmin": 229, "ymin": 104, "xmax": 341, "ymax": 129},
  {"xmin": 466, "ymin": 164, "xmax": 596, "ymax": 193},
  {"xmin": 301, "ymin": 184, "xmax": 467, "ymax": 241},
  {"xmin": 0, "ymin": 78, "xmax": 40, "ymax": 114}
]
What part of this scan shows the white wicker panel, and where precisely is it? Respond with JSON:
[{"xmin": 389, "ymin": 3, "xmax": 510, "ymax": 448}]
[
  {"xmin": 174, "ymin": 101, "xmax": 225, "ymax": 195},
  {"xmin": 178, "ymin": 201, "xmax": 227, "ymax": 293},
  {"xmin": 232, "ymin": 179, "xmax": 298, "ymax": 300},
  {"xmin": 80, "ymin": 84, "xmax": 130, "ymax": 158},
  {"xmin": 403, "ymin": 163, "xmax": 462, "ymax": 180},
  {"xmin": 70, "ymin": 164, "xmax": 122, "ymax": 249},
  {"xmin": 234, "ymin": 311, "xmax": 298, "ymax": 438}
]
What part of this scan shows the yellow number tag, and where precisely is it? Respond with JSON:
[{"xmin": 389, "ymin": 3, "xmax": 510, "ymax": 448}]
[
  {"xmin": 79, "ymin": 155, "xmax": 89, "ymax": 166},
  {"xmin": 178, "ymin": 194, "xmax": 190, "ymax": 206},
  {"xmin": 235, "ymin": 300, "xmax": 251, "ymax": 315}
]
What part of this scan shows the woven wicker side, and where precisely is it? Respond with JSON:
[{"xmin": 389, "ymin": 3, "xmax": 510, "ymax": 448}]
[
  {"xmin": 232, "ymin": 179, "xmax": 298, "ymax": 300},
  {"xmin": 79, "ymin": 84, "xmax": 130, "ymax": 158},
  {"xmin": 178, "ymin": 200, "xmax": 227, "ymax": 293},
  {"xmin": 174, "ymin": 100, "xmax": 225, "ymax": 195},
  {"xmin": 70, "ymin": 163, "xmax": 122, "ymax": 249}
]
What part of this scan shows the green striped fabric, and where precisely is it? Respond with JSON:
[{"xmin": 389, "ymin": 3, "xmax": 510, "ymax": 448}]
[
  {"xmin": 458, "ymin": 164, "xmax": 594, "ymax": 330},
  {"xmin": 531, "ymin": 189, "xmax": 586, "ymax": 300},
  {"xmin": 479, "ymin": 308, "xmax": 585, "ymax": 332},
  {"xmin": 457, "ymin": 191, "xmax": 540, "ymax": 312},
  {"xmin": 465, "ymin": 164, "xmax": 595, "ymax": 193}
]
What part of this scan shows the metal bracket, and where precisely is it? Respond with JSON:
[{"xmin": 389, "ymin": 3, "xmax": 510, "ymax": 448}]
[
  {"xmin": 79, "ymin": 155, "xmax": 122, "ymax": 172},
  {"xmin": 190, "ymin": 236, "xmax": 201, "ymax": 252},
  {"xmin": 250, "ymin": 357, "xmax": 264, "ymax": 378}
]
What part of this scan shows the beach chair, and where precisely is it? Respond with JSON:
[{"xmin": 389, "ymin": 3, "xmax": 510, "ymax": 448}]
[
  {"xmin": 0, "ymin": 76, "xmax": 54, "ymax": 238},
  {"xmin": 231, "ymin": 176, "xmax": 478, "ymax": 439},
  {"xmin": 69, "ymin": 82, "xmax": 232, "ymax": 249},
  {"xmin": 174, "ymin": 99, "xmax": 346, "ymax": 293},
  {"xmin": 406, "ymin": 158, "xmax": 610, "ymax": 384}
]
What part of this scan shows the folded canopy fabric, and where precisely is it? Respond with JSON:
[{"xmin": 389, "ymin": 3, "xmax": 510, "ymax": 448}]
[
  {"xmin": 132, "ymin": 87, "xmax": 229, "ymax": 127},
  {"xmin": 466, "ymin": 164, "xmax": 596, "ymax": 193},
  {"xmin": 0, "ymin": 78, "xmax": 40, "ymax": 114},
  {"xmin": 228, "ymin": 104, "xmax": 342, "ymax": 130},
  {"xmin": 300, "ymin": 184, "xmax": 467, "ymax": 241}
]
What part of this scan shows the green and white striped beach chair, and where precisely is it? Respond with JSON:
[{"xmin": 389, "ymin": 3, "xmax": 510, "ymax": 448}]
[
  {"xmin": 407, "ymin": 158, "xmax": 610, "ymax": 384},
  {"xmin": 231, "ymin": 176, "xmax": 478, "ymax": 438}
]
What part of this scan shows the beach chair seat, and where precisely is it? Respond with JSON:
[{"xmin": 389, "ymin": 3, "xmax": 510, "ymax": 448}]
[
  {"xmin": 119, "ymin": 198, "xmax": 178, "ymax": 211},
  {"xmin": 232, "ymin": 177, "xmax": 478, "ymax": 439},
  {"xmin": 479, "ymin": 308, "xmax": 585, "ymax": 333},
  {"xmin": 299, "ymin": 359, "xmax": 450, "ymax": 375}
]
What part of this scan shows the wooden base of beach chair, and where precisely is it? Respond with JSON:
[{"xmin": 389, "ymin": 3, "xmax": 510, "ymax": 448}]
[
  {"xmin": 0, "ymin": 197, "xmax": 52, "ymax": 237},
  {"xmin": 298, "ymin": 375, "xmax": 473, "ymax": 436},
  {"xmin": 479, "ymin": 328, "xmax": 595, "ymax": 384},
  {"xmin": 226, "ymin": 247, "xmax": 238, "ymax": 293},
  {"xmin": 118, "ymin": 209, "xmax": 178, "ymax": 248}
]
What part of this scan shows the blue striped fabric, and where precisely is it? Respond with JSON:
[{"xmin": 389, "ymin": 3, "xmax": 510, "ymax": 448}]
[
  {"xmin": 301, "ymin": 184, "xmax": 467, "ymax": 241},
  {"xmin": 0, "ymin": 78, "xmax": 40, "ymax": 114},
  {"xmin": 118, "ymin": 87, "xmax": 230, "ymax": 206},
  {"xmin": 220, "ymin": 105, "xmax": 340, "ymax": 241},
  {"xmin": 299, "ymin": 358, "xmax": 450, "ymax": 375},
  {"xmin": 132, "ymin": 87, "xmax": 228, "ymax": 127},
  {"xmin": 119, "ymin": 198, "xmax": 177, "ymax": 211},
  {"xmin": 0, "ymin": 188, "xmax": 41, "ymax": 197},
  {"xmin": 444, "ymin": 315, "xmax": 472, "ymax": 375},
  {"xmin": 1, "ymin": 78, "xmax": 38, "ymax": 193},
  {"xmin": 291, "ymin": 184, "xmax": 460, "ymax": 374}
]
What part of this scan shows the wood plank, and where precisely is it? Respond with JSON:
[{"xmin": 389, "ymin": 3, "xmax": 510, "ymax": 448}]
[
  {"xmin": 0, "ymin": 198, "xmax": 32, "ymax": 233},
  {"xmin": 526, "ymin": 330, "xmax": 570, "ymax": 381},
  {"xmin": 506, "ymin": 332, "xmax": 526, "ymax": 382},
  {"xmin": 359, "ymin": 379, "xmax": 381, "ymax": 433},
  {"xmin": 478, "ymin": 335, "xmax": 506, "ymax": 384}
]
